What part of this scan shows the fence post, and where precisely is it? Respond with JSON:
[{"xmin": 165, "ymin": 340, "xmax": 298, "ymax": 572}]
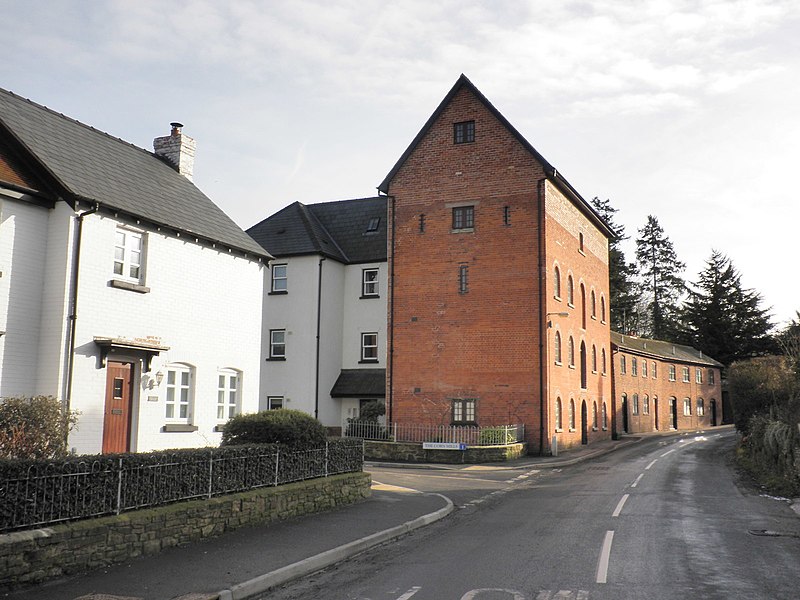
[
  {"xmin": 208, "ymin": 451, "xmax": 214, "ymax": 499},
  {"xmin": 274, "ymin": 448, "xmax": 280, "ymax": 486},
  {"xmin": 393, "ymin": 422, "xmax": 397, "ymax": 442},
  {"xmin": 325, "ymin": 441, "xmax": 329, "ymax": 478},
  {"xmin": 116, "ymin": 458, "xmax": 123, "ymax": 516}
]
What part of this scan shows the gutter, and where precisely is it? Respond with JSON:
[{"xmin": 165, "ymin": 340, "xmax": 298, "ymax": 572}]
[
  {"xmin": 64, "ymin": 202, "xmax": 100, "ymax": 445},
  {"xmin": 387, "ymin": 195, "xmax": 396, "ymax": 425},
  {"xmin": 314, "ymin": 257, "xmax": 326, "ymax": 419},
  {"xmin": 537, "ymin": 179, "xmax": 547, "ymax": 455}
]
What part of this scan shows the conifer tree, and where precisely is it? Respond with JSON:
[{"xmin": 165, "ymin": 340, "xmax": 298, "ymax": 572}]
[
  {"xmin": 590, "ymin": 197, "xmax": 638, "ymax": 333},
  {"xmin": 634, "ymin": 215, "xmax": 685, "ymax": 341},
  {"xmin": 681, "ymin": 250, "xmax": 775, "ymax": 366}
]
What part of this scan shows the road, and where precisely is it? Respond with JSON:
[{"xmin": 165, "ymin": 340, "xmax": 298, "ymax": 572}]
[{"xmin": 263, "ymin": 430, "xmax": 800, "ymax": 600}]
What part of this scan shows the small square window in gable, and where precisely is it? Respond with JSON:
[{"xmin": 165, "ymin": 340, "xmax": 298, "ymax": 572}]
[{"xmin": 453, "ymin": 120, "xmax": 475, "ymax": 144}]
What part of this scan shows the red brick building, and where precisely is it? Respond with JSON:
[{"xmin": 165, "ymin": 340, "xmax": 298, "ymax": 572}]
[
  {"xmin": 612, "ymin": 332, "xmax": 724, "ymax": 434},
  {"xmin": 379, "ymin": 75, "xmax": 614, "ymax": 454}
]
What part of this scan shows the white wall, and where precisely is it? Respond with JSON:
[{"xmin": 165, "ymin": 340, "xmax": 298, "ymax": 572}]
[{"xmin": 67, "ymin": 212, "xmax": 265, "ymax": 454}]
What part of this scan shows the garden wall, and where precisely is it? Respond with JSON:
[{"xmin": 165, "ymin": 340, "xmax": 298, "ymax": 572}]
[
  {"xmin": 0, "ymin": 471, "xmax": 370, "ymax": 590},
  {"xmin": 365, "ymin": 441, "xmax": 527, "ymax": 463}
]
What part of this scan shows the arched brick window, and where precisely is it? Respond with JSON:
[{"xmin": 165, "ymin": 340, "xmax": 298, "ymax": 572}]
[
  {"xmin": 555, "ymin": 397, "xmax": 563, "ymax": 430},
  {"xmin": 554, "ymin": 331, "xmax": 562, "ymax": 364},
  {"xmin": 568, "ymin": 336, "xmax": 575, "ymax": 367},
  {"xmin": 567, "ymin": 275, "xmax": 574, "ymax": 306},
  {"xmin": 554, "ymin": 266, "xmax": 561, "ymax": 299},
  {"xmin": 569, "ymin": 398, "xmax": 576, "ymax": 430}
]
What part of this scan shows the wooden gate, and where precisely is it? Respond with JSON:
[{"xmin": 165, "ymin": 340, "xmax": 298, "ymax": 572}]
[{"xmin": 102, "ymin": 361, "xmax": 133, "ymax": 453}]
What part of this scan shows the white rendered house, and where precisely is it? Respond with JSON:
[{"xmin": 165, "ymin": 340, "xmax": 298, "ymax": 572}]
[
  {"xmin": 0, "ymin": 89, "xmax": 270, "ymax": 454},
  {"xmin": 247, "ymin": 197, "xmax": 387, "ymax": 430}
]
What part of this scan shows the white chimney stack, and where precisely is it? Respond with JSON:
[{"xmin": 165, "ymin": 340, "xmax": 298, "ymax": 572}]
[{"xmin": 153, "ymin": 122, "xmax": 196, "ymax": 181}]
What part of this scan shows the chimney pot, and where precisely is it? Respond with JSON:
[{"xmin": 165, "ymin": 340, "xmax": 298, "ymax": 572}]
[
  {"xmin": 170, "ymin": 122, "xmax": 184, "ymax": 135},
  {"xmin": 154, "ymin": 122, "xmax": 196, "ymax": 181}
]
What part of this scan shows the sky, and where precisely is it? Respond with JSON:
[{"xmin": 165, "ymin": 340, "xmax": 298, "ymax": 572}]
[{"xmin": 3, "ymin": 0, "xmax": 799, "ymax": 327}]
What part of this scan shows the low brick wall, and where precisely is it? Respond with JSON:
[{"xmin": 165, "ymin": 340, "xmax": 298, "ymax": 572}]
[
  {"xmin": 0, "ymin": 471, "xmax": 371, "ymax": 590},
  {"xmin": 365, "ymin": 440, "xmax": 527, "ymax": 463}
]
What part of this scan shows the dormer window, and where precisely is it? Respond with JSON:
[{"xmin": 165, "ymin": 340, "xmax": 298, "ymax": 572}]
[
  {"xmin": 454, "ymin": 120, "xmax": 475, "ymax": 144},
  {"xmin": 366, "ymin": 217, "xmax": 380, "ymax": 233}
]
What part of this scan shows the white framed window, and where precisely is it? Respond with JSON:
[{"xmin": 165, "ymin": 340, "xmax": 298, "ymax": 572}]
[
  {"xmin": 555, "ymin": 397, "xmax": 563, "ymax": 431},
  {"xmin": 591, "ymin": 345, "xmax": 597, "ymax": 373},
  {"xmin": 631, "ymin": 357, "xmax": 638, "ymax": 377},
  {"xmin": 568, "ymin": 337, "xmax": 575, "ymax": 368},
  {"xmin": 643, "ymin": 394, "xmax": 650, "ymax": 415},
  {"xmin": 554, "ymin": 266, "xmax": 561, "ymax": 300},
  {"xmin": 165, "ymin": 364, "xmax": 193, "ymax": 421},
  {"xmin": 602, "ymin": 348, "xmax": 607, "ymax": 375},
  {"xmin": 602, "ymin": 402, "xmax": 608, "ymax": 430},
  {"xmin": 362, "ymin": 268, "xmax": 379, "ymax": 297},
  {"xmin": 708, "ymin": 369, "xmax": 715, "ymax": 385},
  {"xmin": 217, "ymin": 369, "xmax": 241, "ymax": 420},
  {"xmin": 592, "ymin": 401, "xmax": 598, "ymax": 430},
  {"xmin": 652, "ymin": 362, "xmax": 658, "ymax": 379},
  {"xmin": 361, "ymin": 332, "xmax": 378, "ymax": 362},
  {"xmin": 569, "ymin": 399, "xmax": 576, "ymax": 430},
  {"xmin": 567, "ymin": 275, "xmax": 574, "ymax": 306},
  {"xmin": 271, "ymin": 264, "xmax": 287, "ymax": 293},
  {"xmin": 269, "ymin": 329, "xmax": 286, "ymax": 359},
  {"xmin": 620, "ymin": 355, "xmax": 627, "ymax": 375},
  {"xmin": 452, "ymin": 398, "xmax": 476, "ymax": 424},
  {"xmin": 697, "ymin": 398, "xmax": 705, "ymax": 416},
  {"xmin": 268, "ymin": 396, "xmax": 283, "ymax": 410},
  {"xmin": 554, "ymin": 331, "xmax": 562, "ymax": 364},
  {"xmin": 632, "ymin": 393, "xmax": 639, "ymax": 415},
  {"xmin": 669, "ymin": 365, "xmax": 676, "ymax": 381},
  {"xmin": 682, "ymin": 366, "xmax": 690, "ymax": 383},
  {"xmin": 113, "ymin": 227, "xmax": 144, "ymax": 282},
  {"xmin": 642, "ymin": 361, "xmax": 648, "ymax": 378},
  {"xmin": 683, "ymin": 398, "xmax": 692, "ymax": 416},
  {"xmin": 695, "ymin": 368, "xmax": 703, "ymax": 384}
]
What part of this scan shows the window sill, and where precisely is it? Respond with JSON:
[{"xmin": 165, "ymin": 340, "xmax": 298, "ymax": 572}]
[
  {"xmin": 568, "ymin": 428, "xmax": 576, "ymax": 433},
  {"xmin": 591, "ymin": 315, "xmax": 597, "ymax": 321},
  {"xmin": 451, "ymin": 228, "xmax": 474, "ymax": 234},
  {"xmin": 554, "ymin": 295, "xmax": 561, "ymax": 302},
  {"xmin": 569, "ymin": 365, "xmax": 575, "ymax": 370},
  {"xmin": 268, "ymin": 290, "xmax": 288, "ymax": 295},
  {"xmin": 109, "ymin": 279, "xmax": 150, "ymax": 294},
  {"xmin": 266, "ymin": 357, "xmax": 286, "ymax": 362},
  {"xmin": 578, "ymin": 250, "xmax": 586, "ymax": 256},
  {"xmin": 592, "ymin": 427, "xmax": 598, "ymax": 432},
  {"xmin": 567, "ymin": 303, "xmax": 574, "ymax": 309},
  {"xmin": 359, "ymin": 359, "xmax": 379, "ymax": 364},
  {"xmin": 554, "ymin": 428, "xmax": 563, "ymax": 433},
  {"xmin": 554, "ymin": 361, "xmax": 562, "ymax": 366},
  {"xmin": 359, "ymin": 295, "xmax": 380, "ymax": 300},
  {"xmin": 162, "ymin": 424, "xmax": 198, "ymax": 433},
  {"xmin": 214, "ymin": 424, "xmax": 226, "ymax": 432}
]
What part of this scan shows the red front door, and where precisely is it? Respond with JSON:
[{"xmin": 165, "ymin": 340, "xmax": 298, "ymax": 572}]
[{"xmin": 102, "ymin": 361, "xmax": 133, "ymax": 453}]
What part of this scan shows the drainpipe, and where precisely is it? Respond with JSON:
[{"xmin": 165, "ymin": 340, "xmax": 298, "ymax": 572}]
[
  {"xmin": 387, "ymin": 194, "xmax": 396, "ymax": 425},
  {"xmin": 65, "ymin": 202, "xmax": 100, "ymax": 444},
  {"xmin": 314, "ymin": 257, "xmax": 326, "ymax": 420},
  {"xmin": 537, "ymin": 178, "xmax": 547, "ymax": 455}
]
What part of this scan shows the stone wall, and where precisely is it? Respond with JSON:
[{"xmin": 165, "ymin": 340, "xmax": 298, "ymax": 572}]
[
  {"xmin": 0, "ymin": 472, "xmax": 370, "ymax": 590},
  {"xmin": 365, "ymin": 440, "xmax": 527, "ymax": 463}
]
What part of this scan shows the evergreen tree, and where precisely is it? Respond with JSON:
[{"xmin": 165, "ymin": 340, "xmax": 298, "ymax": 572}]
[
  {"xmin": 681, "ymin": 250, "xmax": 776, "ymax": 366},
  {"xmin": 590, "ymin": 197, "xmax": 638, "ymax": 333},
  {"xmin": 634, "ymin": 215, "xmax": 685, "ymax": 341}
]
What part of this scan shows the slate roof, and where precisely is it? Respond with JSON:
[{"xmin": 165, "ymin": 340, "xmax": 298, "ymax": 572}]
[
  {"xmin": 330, "ymin": 369, "xmax": 386, "ymax": 397},
  {"xmin": 247, "ymin": 196, "xmax": 387, "ymax": 264},
  {"xmin": 0, "ymin": 88, "xmax": 268, "ymax": 258},
  {"xmin": 611, "ymin": 332, "xmax": 724, "ymax": 368},
  {"xmin": 378, "ymin": 74, "xmax": 614, "ymax": 239}
]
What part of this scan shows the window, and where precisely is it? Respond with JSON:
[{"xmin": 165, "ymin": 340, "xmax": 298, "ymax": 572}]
[
  {"xmin": 366, "ymin": 217, "xmax": 380, "ymax": 233},
  {"xmin": 259, "ymin": 396, "xmax": 284, "ymax": 411},
  {"xmin": 454, "ymin": 120, "xmax": 475, "ymax": 144},
  {"xmin": 579, "ymin": 232, "xmax": 585, "ymax": 253},
  {"xmin": 631, "ymin": 357, "xmax": 638, "ymax": 377},
  {"xmin": 642, "ymin": 361, "xmax": 648, "ymax": 378},
  {"xmin": 602, "ymin": 402, "xmax": 608, "ymax": 430},
  {"xmin": 269, "ymin": 329, "xmax": 286, "ymax": 359},
  {"xmin": 683, "ymin": 398, "xmax": 692, "ymax": 416},
  {"xmin": 632, "ymin": 393, "xmax": 639, "ymax": 415},
  {"xmin": 669, "ymin": 365, "xmax": 676, "ymax": 381},
  {"xmin": 580, "ymin": 342, "xmax": 587, "ymax": 389},
  {"xmin": 554, "ymin": 266, "xmax": 561, "ymax": 299},
  {"xmin": 652, "ymin": 362, "xmax": 658, "ymax": 379},
  {"xmin": 362, "ymin": 268, "xmax": 379, "ymax": 298},
  {"xmin": 695, "ymin": 368, "xmax": 703, "ymax": 384},
  {"xmin": 697, "ymin": 398, "xmax": 705, "ymax": 416},
  {"xmin": 271, "ymin": 264, "xmax": 287, "ymax": 293},
  {"xmin": 452, "ymin": 206, "xmax": 474, "ymax": 230},
  {"xmin": 600, "ymin": 296, "xmax": 606, "ymax": 323},
  {"xmin": 165, "ymin": 364, "xmax": 192, "ymax": 421},
  {"xmin": 113, "ymin": 227, "xmax": 144, "ymax": 282},
  {"xmin": 601, "ymin": 348, "xmax": 607, "ymax": 375},
  {"xmin": 555, "ymin": 397, "xmax": 563, "ymax": 430},
  {"xmin": 554, "ymin": 331, "xmax": 562, "ymax": 364},
  {"xmin": 591, "ymin": 345, "xmax": 597, "ymax": 373},
  {"xmin": 567, "ymin": 275, "xmax": 574, "ymax": 306},
  {"xmin": 458, "ymin": 264, "xmax": 469, "ymax": 294},
  {"xmin": 568, "ymin": 337, "xmax": 575, "ymax": 368},
  {"xmin": 708, "ymin": 369, "xmax": 715, "ymax": 385},
  {"xmin": 503, "ymin": 205, "xmax": 511, "ymax": 226},
  {"xmin": 643, "ymin": 394, "xmax": 650, "ymax": 415},
  {"xmin": 620, "ymin": 355, "xmax": 627, "ymax": 375},
  {"xmin": 217, "ymin": 370, "xmax": 240, "ymax": 420},
  {"xmin": 361, "ymin": 332, "xmax": 378, "ymax": 362},
  {"xmin": 591, "ymin": 290, "xmax": 596, "ymax": 319},
  {"xmin": 569, "ymin": 399, "xmax": 576, "ymax": 430},
  {"xmin": 682, "ymin": 366, "xmax": 690, "ymax": 383},
  {"xmin": 592, "ymin": 401, "xmax": 598, "ymax": 430},
  {"xmin": 580, "ymin": 284, "xmax": 587, "ymax": 329},
  {"xmin": 452, "ymin": 398, "xmax": 476, "ymax": 424},
  {"xmin": 419, "ymin": 214, "xmax": 425, "ymax": 233}
]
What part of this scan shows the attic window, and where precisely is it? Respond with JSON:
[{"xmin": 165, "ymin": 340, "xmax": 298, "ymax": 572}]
[
  {"xmin": 366, "ymin": 217, "xmax": 380, "ymax": 233},
  {"xmin": 454, "ymin": 121, "xmax": 475, "ymax": 144}
]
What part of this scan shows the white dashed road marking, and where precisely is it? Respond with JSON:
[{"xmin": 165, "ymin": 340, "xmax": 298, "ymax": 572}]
[
  {"xmin": 630, "ymin": 473, "xmax": 644, "ymax": 488},
  {"xmin": 596, "ymin": 530, "xmax": 615, "ymax": 584},
  {"xmin": 612, "ymin": 494, "xmax": 629, "ymax": 517},
  {"xmin": 645, "ymin": 459, "xmax": 657, "ymax": 470}
]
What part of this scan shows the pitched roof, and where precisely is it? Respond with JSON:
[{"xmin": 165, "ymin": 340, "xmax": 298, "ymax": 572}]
[
  {"xmin": 378, "ymin": 74, "xmax": 614, "ymax": 239},
  {"xmin": 247, "ymin": 196, "xmax": 387, "ymax": 264},
  {"xmin": 0, "ymin": 88, "xmax": 268, "ymax": 258},
  {"xmin": 611, "ymin": 331, "xmax": 724, "ymax": 367},
  {"xmin": 330, "ymin": 369, "xmax": 386, "ymax": 397}
]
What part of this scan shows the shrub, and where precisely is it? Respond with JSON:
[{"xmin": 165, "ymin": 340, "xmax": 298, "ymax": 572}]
[
  {"xmin": 728, "ymin": 357, "xmax": 795, "ymax": 434},
  {"xmin": 0, "ymin": 396, "xmax": 78, "ymax": 460},
  {"xmin": 479, "ymin": 427, "xmax": 516, "ymax": 445},
  {"xmin": 221, "ymin": 409, "xmax": 328, "ymax": 448},
  {"xmin": 345, "ymin": 401, "xmax": 389, "ymax": 440}
]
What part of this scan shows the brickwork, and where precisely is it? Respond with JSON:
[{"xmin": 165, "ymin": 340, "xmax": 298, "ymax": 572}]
[
  {"xmin": 613, "ymin": 350, "xmax": 723, "ymax": 434},
  {"xmin": 0, "ymin": 472, "xmax": 371, "ymax": 590}
]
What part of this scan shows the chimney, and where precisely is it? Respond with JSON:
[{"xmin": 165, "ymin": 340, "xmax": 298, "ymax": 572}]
[{"xmin": 153, "ymin": 122, "xmax": 196, "ymax": 181}]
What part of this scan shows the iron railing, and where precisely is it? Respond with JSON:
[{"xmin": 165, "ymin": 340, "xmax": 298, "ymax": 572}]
[
  {"xmin": 343, "ymin": 422, "xmax": 525, "ymax": 446},
  {"xmin": 0, "ymin": 439, "xmax": 363, "ymax": 533}
]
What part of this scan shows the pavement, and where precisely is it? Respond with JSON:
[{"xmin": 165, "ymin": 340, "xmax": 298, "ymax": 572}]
[{"xmin": 3, "ymin": 430, "xmax": 724, "ymax": 600}]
